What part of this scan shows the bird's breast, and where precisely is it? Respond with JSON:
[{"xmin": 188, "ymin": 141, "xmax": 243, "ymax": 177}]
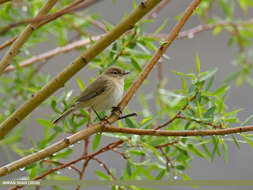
[{"xmin": 92, "ymin": 79, "xmax": 124, "ymax": 111}]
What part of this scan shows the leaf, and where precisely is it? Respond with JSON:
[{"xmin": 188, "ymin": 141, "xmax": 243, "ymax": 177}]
[
  {"xmin": 241, "ymin": 114, "xmax": 253, "ymax": 126},
  {"xmin": 53, "ymin": 149, "xmax": 73, "ymax": 159},
  {"xmin": 187, "ymin": 144, "xmax": 208, "ymax": 160},
  {"xmin": 211, "ymin": 85, "xmax": 230, "ymax": 96},
  {"xmin": 231, "ymin": 135, "xmax": 240, "ymax": 149},
  {"xmin": 241, "ymin": 134, "xmax": 253, "ymax": 148},
  {"xmin": 199, "ymin": 68, "xmax": 217, "ymax": 82},
  {"xmin": 125, "ymin": 118, "xmax": 137, "ymax": 128},
  {"xmin": 212, "ymin": 26, "xmax": 223, "ymax": 36},
  {"xmin": 181, "ymin": 77, "xmax": 187, "ymax": 93},
  {"xmin": 171, "ymin": 70, "xmax": 195, "ymax": 79},
  {"xmin": 155, "ymin": 170, "xmax": 165, "ymax": 180},
  {"xmin": 130, "ymin": 56, "xmax": 142, "ymax": 72},
  {"xmin": 126, "ymin": 160, "xmax": 132, "ymax": 177},
  {"xmin": 218, "ymin": 137, "xmax": 228, "ymax": 163},
  {"xmin": 95, "ymin": 170, "xmax": 111, "ymax": 180},
  {"xmin": 154, "ymin": 19, "xmax": 168, "ymax": 35},
  {"xmin": 206, "ymin": 76, "xmax": 215, "ymax": 91},
  {"xmin": 76, "ymin": 77, "xmax": 85, "ymax": 91},
  {"xmin": 54, "ymin": 175, "xmax": 73, "ymax": 180},
  {"xmin": 92, "ymin": 133, "xmax": 102, "ymax": 151},
  {"xmin": 203, "ymin": 106, "xmax": 216, "ymax": 118},
  {"xmin": 195, "ymin": 52, "xmax": 200, "ymax": 73},
  {"xmin": 37, "ymin": 119, "xmax": 54, "ymax": 128}
]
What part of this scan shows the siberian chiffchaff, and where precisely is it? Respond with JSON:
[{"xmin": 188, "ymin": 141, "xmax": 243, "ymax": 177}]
[{"xmin": 53, "ymin": 66, "xmax": 129, "ymax": 124}]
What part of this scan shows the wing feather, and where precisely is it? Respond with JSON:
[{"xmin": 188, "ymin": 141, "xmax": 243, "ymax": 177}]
[{"xmin": 76, "ymin": 77, "xmax": 107, "ymax": 103}]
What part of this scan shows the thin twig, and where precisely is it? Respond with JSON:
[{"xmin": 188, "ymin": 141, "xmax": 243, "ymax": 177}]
[
  {"xmin": 102, "ymin": 125, "xmax": 253, "ymax": 136},
  {"xmin": 40, "ymin": 159, "xmax": 81, "ymax": 175},
  {"xmin": 92, "ymin": 157, "xmax": 116, "ymax": 180}
]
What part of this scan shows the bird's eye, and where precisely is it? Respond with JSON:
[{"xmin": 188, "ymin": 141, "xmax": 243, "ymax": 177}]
[{"xmin": 113, "ymin": 71, "xmax": 118, "ymax": 74}]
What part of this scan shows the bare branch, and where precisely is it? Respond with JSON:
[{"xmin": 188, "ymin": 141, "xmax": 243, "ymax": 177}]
[{"xmin": 102, "ymin": 125, "xmax": 253, "ymax": 136}]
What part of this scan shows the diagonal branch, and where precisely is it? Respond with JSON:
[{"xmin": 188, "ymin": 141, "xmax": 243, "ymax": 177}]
[
  {"xmin": 0, "ymin": 0, "xmax": 162, "ymax": 140},
  {"xmin": 0, "ymin": 0, "xmax": 10, "ymax": 5},
  {"xmin": 0, "ymin": 0, "xmax": 201, "ymax": 177}
]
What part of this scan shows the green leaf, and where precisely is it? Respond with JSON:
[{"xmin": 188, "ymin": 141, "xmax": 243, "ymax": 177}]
[
  {"xmin": 76, "ymin": 77, "xmax": 85, "ymax": 91},
  {"xmin": 92, "ymin": 133, "xmax": 102, "ymax": 151},
  {"xmin": 125, "ymin": 118, "xmax": 137, "ymax": 128},
  {"xmin": 231, "ymin": 135, "xmax": 240, "ymax": 149},
  {"xmin": 241, "ymin": 114, "xmax": 253, "ymax": 126},
  {"xmin": 211, "ymin": 85, "xmax": 229, "ymax": 96},
  {"xmin": 37, "ymin": 119, "xmax": 54, "ymax": 128},
  {"xmin": 95, "ymin": 170, "xmax": 111, "ymax": 180},
  {"xmin": 171, "ymin": 70, "xmax": 195, "ymax": 79},
  {"xmin": 126, "ymin": 160, "xmax": 132, "ymax": 177},
  {"xmin": 199, "ymin": 68, "xmax": 217, "ymax": 82},
  {"xmin": 203, "ymin": 106, "xmax": 216, "ymax": 118},
  {"xmin": 154, "ymin": 19, "xmax": 168, "ymax": 35},
  {"xmin": 54, "ymin": 175, "xmax": 73, "ymax": 180},
  {"xmin": 195, "ymin": 52, "xmax": 200, "ymax": 73},
  {"xmin": 155, "ymin": 170, "xmax": 165, "ymax": 180},
  {"xmin": 130, "ymin": 56, "xmax": 142, "ymax": 72},
  {"xmin": 206, "ymin": 76, "xmax": 215, "ymax": 91},
  {"xmin": 187, "ymin": 144, "xmax": 208, "ymax": 160},
  {"xmin": 212, "ymin": 26, "xmax": 223, "ymax": 36},
  {"xmin": 53, "ymin": 149, "xmax": 73, "ymax": 159},
  {"xmin": 241, "ymin": 134, "xmax": 253, "ymax": 148},
  {"xmin": 218, "ymin": 137, "xmax": 228, "ymax": 163},
  {"xmin": 181, "ymin": 77, "xmax": 187, "ymax": 93}
]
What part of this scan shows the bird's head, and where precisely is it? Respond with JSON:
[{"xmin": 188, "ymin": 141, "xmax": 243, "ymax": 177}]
[{"xmin": 103, "ymin": 66, "xmax": 130, "ymax": 79}]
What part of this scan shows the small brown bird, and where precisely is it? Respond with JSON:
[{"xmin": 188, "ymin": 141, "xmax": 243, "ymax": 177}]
[{"xmin": 53, "ymin": 66, "xmax": 129, "ymax": 124}]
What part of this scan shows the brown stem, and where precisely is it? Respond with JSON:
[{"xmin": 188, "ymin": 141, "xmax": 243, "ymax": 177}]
[{"xmin": 102, "ymin": 125, "xmax": 252, "ymax": 136}]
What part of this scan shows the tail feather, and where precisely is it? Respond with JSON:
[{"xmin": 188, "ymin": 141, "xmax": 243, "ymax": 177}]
[{"xmin": 53, "ymin": 107, "xmax": 75, "ymax": 125}]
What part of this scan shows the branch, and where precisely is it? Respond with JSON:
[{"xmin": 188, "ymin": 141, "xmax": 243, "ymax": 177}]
[
  {"xmin": 0, "ymin": 0, "xmax": 10, "ymax": 5},
  {"xmin": 102, "ymin": 125, "xmax": 253, "ymax": 136},
  {"xmin": 0, "ymin": 0, "xmax": 201, "ymax": 177},
  {"xmin": 0, "ymin": 0, "xmax": 162, "ymax": 139},
  {"xmin": 0, "ymin": 0, "xmax": 59, "ymax": 76}
]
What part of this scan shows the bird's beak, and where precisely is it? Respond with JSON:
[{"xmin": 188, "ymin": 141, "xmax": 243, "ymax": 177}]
[{"xmin": 123, "ymin": 71, "xmax": 130, "ymax": 75}]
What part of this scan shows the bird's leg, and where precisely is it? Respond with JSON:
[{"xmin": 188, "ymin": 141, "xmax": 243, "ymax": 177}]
[
  {"xmin": 91, "ymin": 106, "xmax": 109, "ymax": 125},
  {"xmin": 112, "ymin": 106, "xmax": 137, "ymax": 120}
]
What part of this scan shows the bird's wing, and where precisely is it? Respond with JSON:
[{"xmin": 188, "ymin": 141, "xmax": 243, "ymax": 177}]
[{"xmin": 76, "ymin": 77, "xmax": 107, "ymax": 103}]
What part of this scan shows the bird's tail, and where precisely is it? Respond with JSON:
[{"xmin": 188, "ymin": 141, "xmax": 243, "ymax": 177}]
[{"xmin": 53, "ymin": 107, "xmax": 75, "ymax": 125}]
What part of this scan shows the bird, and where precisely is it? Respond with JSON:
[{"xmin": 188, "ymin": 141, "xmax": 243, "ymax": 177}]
[{"xmin": 53, "ymin": 66, "xmax": 129, "ymax": 124}]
